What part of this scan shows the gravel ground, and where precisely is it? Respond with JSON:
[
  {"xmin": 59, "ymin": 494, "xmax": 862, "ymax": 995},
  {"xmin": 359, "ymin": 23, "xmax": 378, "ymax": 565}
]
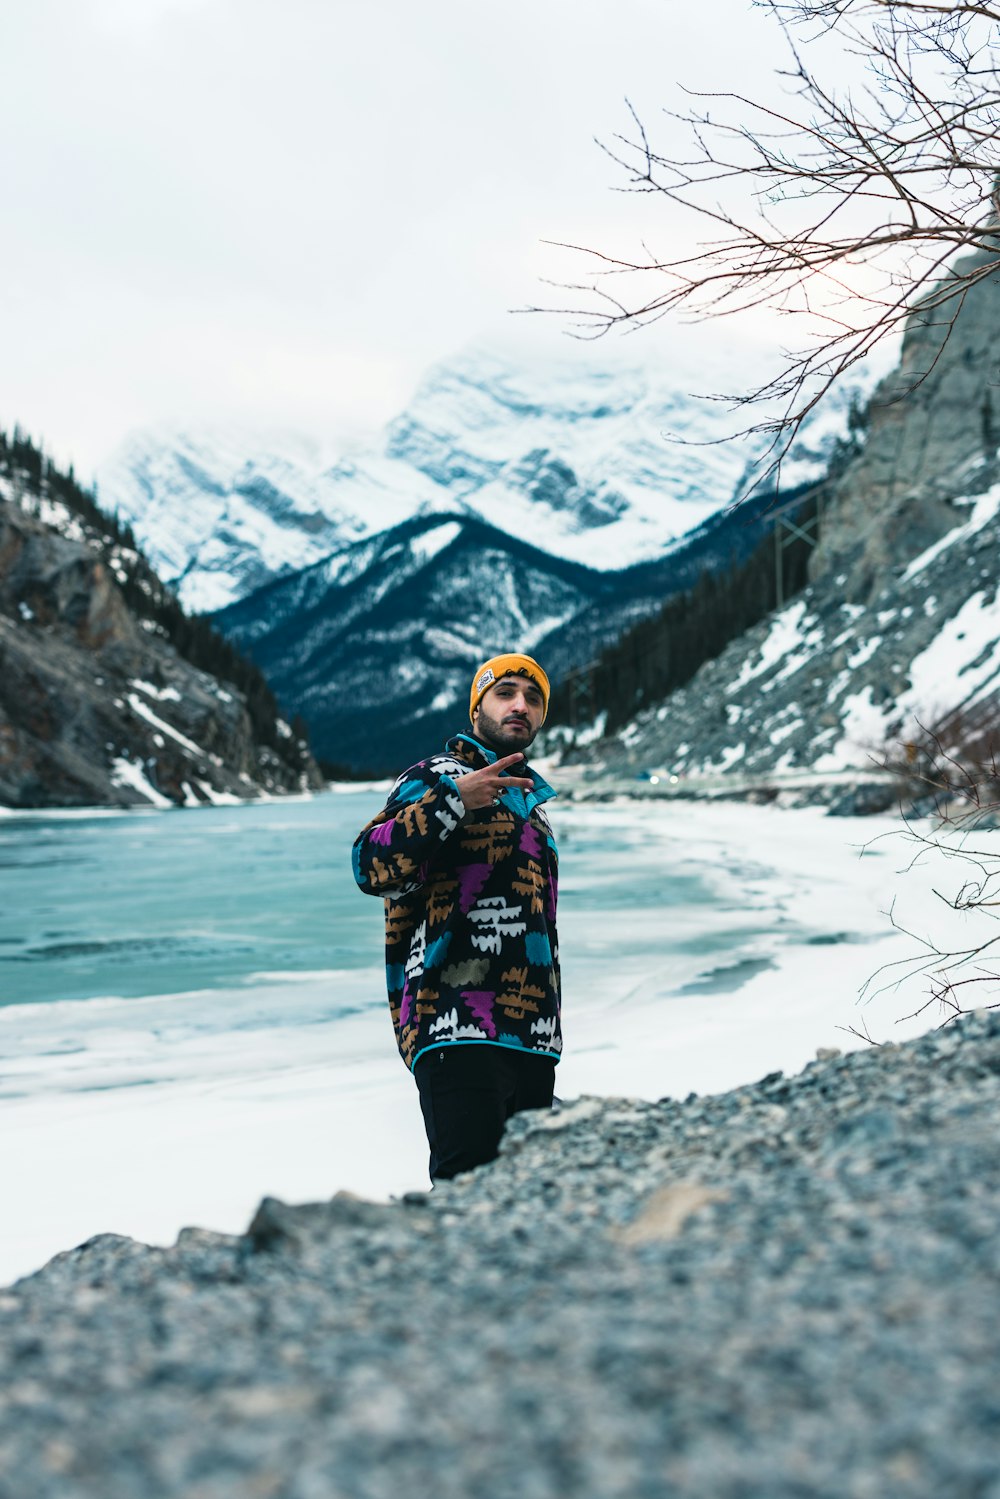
[{"xmin": 1, "ymin": 1013, "xmax": 998, "ymax": 1499}]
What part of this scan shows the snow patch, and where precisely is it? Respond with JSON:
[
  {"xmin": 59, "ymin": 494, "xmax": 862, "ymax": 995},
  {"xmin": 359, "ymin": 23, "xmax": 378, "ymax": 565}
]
[
  {"xmin": 770, "ymin": 718, "xmax": 802, "ymax": 746},
  {"xmin": 109, "ymin": 757, "xmax": 173, "ymax": 808},
  {"xmin": 814, "ymin": 687, "xmax": 893, "ymax": 771},
  {"xmin": 703, "ymin": 743, "xmax": 746, "ymax": 773},
  {"xmin": 131, "ymin": 678, "xmax": 182, "ymax": 703},
  {"xmin": 902, "ymin": 482, "xmax": 1000, "ymax": 581},
  {"xmin": 901, "ymin": 590, "xmax": 1000, "ymax": 719},
  {"xmin": 846, "ymin": 636, "xmax": 882, "ymax": 671},
  {"xmin": 410, "ymin": 521, "xmax": 462, "ymax": 565},
  {"xmin": 195, "ymin": 779, "xmax": 243, "ymax": 806},
  {"xmin": 726, "ymin": 601, "xmax": 809, "ymax": 695},
  {"xmin": 126, "ymin": 694, "xmax": 208, "ymax": 760},
  {"xmin": 573, "ymin": 711, "xmax": 608, "ymax": 747}
]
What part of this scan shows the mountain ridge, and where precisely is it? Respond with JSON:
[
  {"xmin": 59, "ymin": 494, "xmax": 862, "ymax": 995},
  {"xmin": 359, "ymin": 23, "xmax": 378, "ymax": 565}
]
[
  {"xmin": 212, "ymin": 487, "xmax": 801, "ymax": 772},
  {"xmin": 98, "ymin": 347, "xmax": 859, "ymax": 614}
]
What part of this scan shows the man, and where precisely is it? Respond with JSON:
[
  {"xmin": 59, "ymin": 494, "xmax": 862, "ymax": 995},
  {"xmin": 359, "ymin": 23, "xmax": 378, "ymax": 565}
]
[{"xmin": 352, "ymin": 653, "xmax": 561, "ymax": 1181}]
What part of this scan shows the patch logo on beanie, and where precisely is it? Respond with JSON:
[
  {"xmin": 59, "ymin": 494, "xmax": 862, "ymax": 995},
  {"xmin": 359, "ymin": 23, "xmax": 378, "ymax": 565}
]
[{"xmin": 476, "ymin": 667, "xmax": 496, "ymax": 693}]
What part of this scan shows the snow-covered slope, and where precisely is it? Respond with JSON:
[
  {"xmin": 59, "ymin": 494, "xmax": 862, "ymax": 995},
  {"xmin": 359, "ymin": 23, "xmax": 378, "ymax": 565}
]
[
  {"xmin": 98, "ymin": 348, "xmax": 859, "ymax": 613},
  {"xmin": 563, "ymin": 481, "xmax": 1000, "ymax": 801},
  {"xmin": 557, "ymin": 254, "xmax": 1000, "ymax": 802},
  {"xmin": 97, "ymin": 427, "xmax": 384, "ymax": 614},
  {"xmin": 382, "ymin": 349, "xmax": 768, "ymax": 565}
]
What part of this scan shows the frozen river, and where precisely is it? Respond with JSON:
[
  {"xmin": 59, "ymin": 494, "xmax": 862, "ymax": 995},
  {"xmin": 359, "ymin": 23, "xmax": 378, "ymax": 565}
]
[{"xmin": 0, "ymin": 787, "xmax": 943, "ymax": 1284}]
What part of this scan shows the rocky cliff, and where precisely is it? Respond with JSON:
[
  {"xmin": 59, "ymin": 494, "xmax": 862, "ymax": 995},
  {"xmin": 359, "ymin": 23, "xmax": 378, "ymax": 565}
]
[
  {"xmin": 559, "ymin": 256, "xmax": 1000, "ymax": 797},
  {"xmin": 814, "ymin": 249, "xmax": 1000, "ymax": 596},
  {"xmin": 2, "ymin": 1012, "xmax": 997, "ymax": 1498},
  {"xmin": 557, "ymin": 477, "xmax": 1000, "ymax": 801},
  {"xmin": 0, "ymin": 443, "xmax": 324, "ymax": 809}
]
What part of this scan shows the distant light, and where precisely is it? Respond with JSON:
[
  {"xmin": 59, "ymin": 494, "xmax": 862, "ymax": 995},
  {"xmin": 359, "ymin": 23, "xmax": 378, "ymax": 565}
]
[
  {"xmin": 650, "ymin": 775, "xmax": 660, "ymax": 784},
  {"xmin": 669, "ymin": 774, "xmax": 678, "ymax": 784}
]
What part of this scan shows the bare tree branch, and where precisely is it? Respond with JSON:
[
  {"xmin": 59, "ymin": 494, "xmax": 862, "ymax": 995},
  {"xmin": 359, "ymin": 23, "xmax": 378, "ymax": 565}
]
[
  {"xmin": 861, "ymin": 706, "xmax": 1000, "ymax": 1025},
  {"xmin": 527, "ymin": 0, "xmax": 1000, "ymax": 494}
]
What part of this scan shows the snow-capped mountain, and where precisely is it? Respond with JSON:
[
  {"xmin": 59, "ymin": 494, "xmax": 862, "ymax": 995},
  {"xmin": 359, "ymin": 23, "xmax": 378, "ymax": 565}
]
[
  {"xmin": 212, "ymin": 489, "xmax": 788, "ymax": 772},
  {"xmin": 380, "ymin": 350, "xmax": 768, "ymax": 561},
  {"xmin": 214, "ymin": 512, "xmax": 609, "ymax": 770},
  {"xmin": 98, "ymin": 347, "xmax": 859, "ymax": 614},
  {"xmin": 97, "ymin": 427, "xmax": 371, "ymax": 614}
]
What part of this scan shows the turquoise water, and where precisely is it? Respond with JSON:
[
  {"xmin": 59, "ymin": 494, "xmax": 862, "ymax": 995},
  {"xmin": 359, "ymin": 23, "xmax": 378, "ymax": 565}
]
[
  {"xmin": 0, "ymin": 797, "xmax": 383, "ymax": 1008},
  {"xmin": 0, "ymin": 793, "xmax": 725, "ymax": 1011}
]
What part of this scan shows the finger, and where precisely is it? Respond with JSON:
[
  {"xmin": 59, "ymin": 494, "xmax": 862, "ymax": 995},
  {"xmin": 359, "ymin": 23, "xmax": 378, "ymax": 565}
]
[
  {"xmin": 495, "ymin": 753, "xmax": 526, "ymax": 769},
  {"xmin": 497, "ymin": 777, "xmax": 534, "ymax": 791}
]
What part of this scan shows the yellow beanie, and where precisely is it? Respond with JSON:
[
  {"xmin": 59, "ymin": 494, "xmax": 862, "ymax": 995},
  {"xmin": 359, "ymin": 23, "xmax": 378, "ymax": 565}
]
[{"xmin": 469, "ymin": 654, "xmax": 550, "ymax": 725}]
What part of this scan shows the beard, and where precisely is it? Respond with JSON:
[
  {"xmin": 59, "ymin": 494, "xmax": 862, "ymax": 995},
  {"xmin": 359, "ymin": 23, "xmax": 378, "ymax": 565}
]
[{"xmin": 474, "ymin": 700, "xmax": 539, "ymax": 756}]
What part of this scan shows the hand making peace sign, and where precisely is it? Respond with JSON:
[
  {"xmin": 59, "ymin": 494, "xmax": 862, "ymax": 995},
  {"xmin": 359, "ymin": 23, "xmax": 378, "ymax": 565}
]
[{"xmin": 456, "ymin": 753, "xmax": 534, "ymax": 811}]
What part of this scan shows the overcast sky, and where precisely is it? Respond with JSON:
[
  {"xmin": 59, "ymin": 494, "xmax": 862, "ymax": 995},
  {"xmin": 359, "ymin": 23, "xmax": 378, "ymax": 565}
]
[{"xmin": 2, "ymin": 0, "xmax": 798, "ymax": 475}]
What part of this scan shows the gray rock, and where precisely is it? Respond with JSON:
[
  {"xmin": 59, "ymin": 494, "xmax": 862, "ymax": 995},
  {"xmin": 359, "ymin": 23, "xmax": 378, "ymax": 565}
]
[
  {"xmin": 1, "ymin": 1013, "xmax": 998, "ymax": 1497},
  {"xmin": 814, "ymin": 250, "xmax": 1000, "ymax": 594}
]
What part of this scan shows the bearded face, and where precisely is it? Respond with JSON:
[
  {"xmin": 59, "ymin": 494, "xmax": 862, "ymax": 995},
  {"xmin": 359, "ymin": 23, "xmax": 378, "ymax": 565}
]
[{"xmin": 472, "ymin": 674, "xmax": 545, "ymax": 755}]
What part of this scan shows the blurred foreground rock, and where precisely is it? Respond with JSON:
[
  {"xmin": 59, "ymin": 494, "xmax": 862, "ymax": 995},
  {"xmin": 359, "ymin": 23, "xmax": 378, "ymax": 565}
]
[{"xmin": 2, "ymin": 1015, "xmax": 999, "ymax": 1498}]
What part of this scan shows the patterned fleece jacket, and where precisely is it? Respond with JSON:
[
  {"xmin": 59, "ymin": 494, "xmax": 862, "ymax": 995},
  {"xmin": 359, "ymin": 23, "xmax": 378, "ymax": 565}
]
[{"xmin": 352, "ymin": 733, "xmax": 561, "ymax": 1073}]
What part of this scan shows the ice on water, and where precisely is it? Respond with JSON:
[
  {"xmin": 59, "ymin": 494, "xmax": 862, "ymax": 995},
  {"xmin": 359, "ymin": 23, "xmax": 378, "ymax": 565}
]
[{"xmin": 0, "ymin": 792, "xmax": 957, "ymax": 1285}]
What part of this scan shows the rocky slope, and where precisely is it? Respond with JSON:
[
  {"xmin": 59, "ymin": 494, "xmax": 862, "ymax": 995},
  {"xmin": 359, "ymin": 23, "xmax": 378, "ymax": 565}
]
[
  {"xmin": 0, "ymin": 453, "xmax": 323, "ymax": 809},
  {"xmin": 2, "ymin": 1011, "xmax": 997, "ymax": 1498},
  {"xmin": 559, "ymin": 255, "xmax": 1000, "ymax": 799},
  {"xmin": 558, "ymin": 479, "xmax": 1000, "ymax": 801}
]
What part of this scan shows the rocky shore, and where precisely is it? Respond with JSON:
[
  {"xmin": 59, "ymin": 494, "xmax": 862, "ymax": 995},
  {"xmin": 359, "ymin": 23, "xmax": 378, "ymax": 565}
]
[
  {"xmin": 2, "ymin": 1014, "xmax": 998, "ymax": 1499},
  {"xmin": 554, "ymin": 764, "xmax": 907, "ymax": 818}
]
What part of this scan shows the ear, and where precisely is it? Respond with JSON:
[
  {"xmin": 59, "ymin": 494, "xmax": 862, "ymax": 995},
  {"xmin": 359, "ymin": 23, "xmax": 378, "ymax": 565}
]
[{"xmin": 471, "ymin": 702, "xmax": 480, "ymax": 728}]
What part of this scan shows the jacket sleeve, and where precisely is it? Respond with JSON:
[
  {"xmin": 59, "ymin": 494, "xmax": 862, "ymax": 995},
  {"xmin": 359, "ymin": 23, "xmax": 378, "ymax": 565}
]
[{"xmin": 352, "ymin": 761, "xmax": 468, "ymax": 898}]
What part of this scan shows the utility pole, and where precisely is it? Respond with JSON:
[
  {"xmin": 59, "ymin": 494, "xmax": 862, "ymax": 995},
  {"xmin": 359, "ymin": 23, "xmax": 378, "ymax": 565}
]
[{"xmin": 774, "ymin": 492, "xmax": 824, "ymax": 609}]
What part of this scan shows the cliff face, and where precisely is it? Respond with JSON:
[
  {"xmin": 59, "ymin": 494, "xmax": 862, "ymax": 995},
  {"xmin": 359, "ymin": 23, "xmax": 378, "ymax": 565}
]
[
  {"xmin": 812, "ymin": 250, "xmax": 1000, "ymax": 596},
  {"xmin": 0, "ymin": 477, "xmax": 324, "ymax": 810}
]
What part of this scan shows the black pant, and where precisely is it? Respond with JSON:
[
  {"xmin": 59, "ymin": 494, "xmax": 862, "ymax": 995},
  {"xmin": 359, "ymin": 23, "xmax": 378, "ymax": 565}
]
[{"xmin": 414, "ymin": 1044, "xmax": 556, "ymax": 1181}]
